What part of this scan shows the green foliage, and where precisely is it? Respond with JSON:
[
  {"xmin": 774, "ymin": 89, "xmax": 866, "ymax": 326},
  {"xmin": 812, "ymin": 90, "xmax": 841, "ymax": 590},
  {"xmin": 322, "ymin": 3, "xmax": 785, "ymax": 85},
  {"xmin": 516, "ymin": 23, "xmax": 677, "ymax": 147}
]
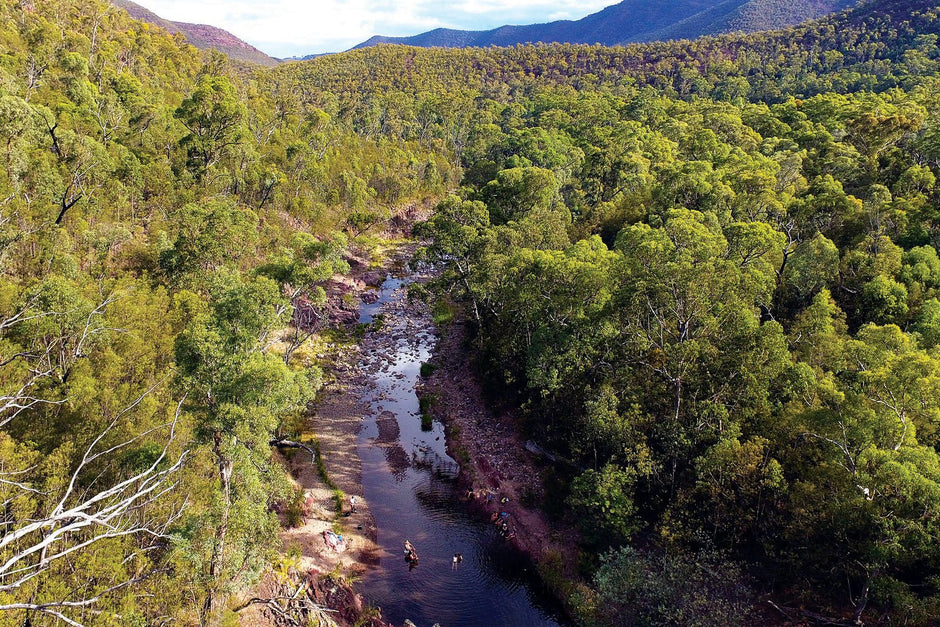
[
  {"xmin": 588, "ymin": 547, "xmax": 755, "ymax": 626},
  {"xmin": 568, "ymin": 464, "xmax": 639, "ymax": 546},
  {"xmin": 481, "ymin": 166, "xmax": 558, "ymax": 224},
  {"xmin": 5, "ymin": 0, "xmax": 940, "ymax": 621},
  {"xmin": 385, "ymin": 2, "xmax": 940, "ymax": 618},
  {"xmin": 159, "ymin": 199, "xmax": 258, "ymax": 281},
  {"xmin": 175, "ymin": 75, "xmax": 246, "ymax": 181}
]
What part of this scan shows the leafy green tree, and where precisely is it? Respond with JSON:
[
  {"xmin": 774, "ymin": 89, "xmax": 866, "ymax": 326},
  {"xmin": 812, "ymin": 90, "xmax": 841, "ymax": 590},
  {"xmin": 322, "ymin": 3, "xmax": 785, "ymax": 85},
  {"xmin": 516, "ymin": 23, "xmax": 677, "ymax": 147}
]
[
  {"xmin": 861, "ymin": 275, "xmax": 909, "ymax": 324},
  {"xmin": 568, "ymin": 464, "xmax": 639, "ymax": 546},
  {"xmin": 615, "ymin": 210, "xmax": 775, "ymax": 442},
  {"xmin": 671, "ymin": 436, "xmax": 786, "ymax": 550},
  {"xmin": 481, "ymin": 166, "xmax": 557, "ymax": 224},
  {"xmin": 175, "ymin": 75, "xmax": 246, "ymax": 182},
  {"xmin": 159, "ymin": 199, "xmax": 258, "ymax": 283},
  {"xmin": 778, "ymin": 232, "xmax": 840, "ymax": 307},
  {"xmin": 413, "ymin": 196, "xmax": 492, "ymax": 324},
  {"xmin": 174, "ymin": 275, "xmax": 315, "ymax": 623},
  {"xmin": 588, "ymin": 546, "xmax": 755, "ymax": 626},
  {"xmin": 912, "ymin": 298, "xmax": 940, "ymax": 349}
]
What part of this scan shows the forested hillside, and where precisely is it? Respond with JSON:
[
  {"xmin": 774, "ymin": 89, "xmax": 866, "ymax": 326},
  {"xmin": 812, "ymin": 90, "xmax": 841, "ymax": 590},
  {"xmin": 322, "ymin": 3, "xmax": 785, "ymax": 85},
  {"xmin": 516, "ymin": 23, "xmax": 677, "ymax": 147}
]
[
  {"xmin": 295, "ymin": 0, "xmax": 940, "ymax": 104},
  {"xmin": 3, "ymin": 0, "xmax": 940, "ymax": 623},
  {"xmin": 285, "ymin": 0, "xmax": 940, "ymax": 621},
  {"xmin": 111, "ymin": 0, "xmax": 279, "ymax": 66},
  {"xmin": 0, "ymin": 0, "xmax": 453, "ymax": 623}
]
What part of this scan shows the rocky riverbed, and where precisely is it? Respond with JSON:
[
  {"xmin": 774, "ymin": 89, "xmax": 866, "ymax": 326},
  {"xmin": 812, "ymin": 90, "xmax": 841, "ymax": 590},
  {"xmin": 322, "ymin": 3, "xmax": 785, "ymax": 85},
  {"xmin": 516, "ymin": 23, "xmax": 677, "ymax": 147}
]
[{"xmin": 244, "ymin": 241, "xmax": 573, "ymax": 626}]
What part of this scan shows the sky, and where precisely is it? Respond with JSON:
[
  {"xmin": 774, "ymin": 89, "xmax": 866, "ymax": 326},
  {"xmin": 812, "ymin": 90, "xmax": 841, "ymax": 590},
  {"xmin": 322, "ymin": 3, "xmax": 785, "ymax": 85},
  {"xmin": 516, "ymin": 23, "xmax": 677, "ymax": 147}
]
[{"xmin": 137, "ymin": 0, "xmax": 615, "ymax": 57}]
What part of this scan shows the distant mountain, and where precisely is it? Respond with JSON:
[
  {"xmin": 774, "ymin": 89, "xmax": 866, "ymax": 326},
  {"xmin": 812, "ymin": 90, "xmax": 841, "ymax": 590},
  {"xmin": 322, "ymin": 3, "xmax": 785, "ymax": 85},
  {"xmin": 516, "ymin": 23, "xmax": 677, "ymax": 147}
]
[
  {"xmin": 112, "ymin": 0, "xmax": 278, "ymax": 66},
  {"xmin": 352, "ymin": 0, "xmax": 858, "ymax": 50}
]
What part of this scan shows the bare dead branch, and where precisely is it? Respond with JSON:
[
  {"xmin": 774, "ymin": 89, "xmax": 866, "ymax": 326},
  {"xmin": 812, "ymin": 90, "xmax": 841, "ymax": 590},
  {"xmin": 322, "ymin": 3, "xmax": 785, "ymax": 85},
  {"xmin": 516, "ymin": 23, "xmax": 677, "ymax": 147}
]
[{"xmin": 0, "ymin": 397, "xmax": 188, "ymax": 603}]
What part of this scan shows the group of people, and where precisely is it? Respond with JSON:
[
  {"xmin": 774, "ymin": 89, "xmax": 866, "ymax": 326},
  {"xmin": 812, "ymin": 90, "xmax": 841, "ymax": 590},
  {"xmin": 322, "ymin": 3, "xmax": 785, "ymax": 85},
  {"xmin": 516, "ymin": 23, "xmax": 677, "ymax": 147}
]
[
  {"xmin": 490, "ymin": 510, "xmax": 516, "ymax": 540},
  {"xmin": 464, "ymin": 488, "xmax": 518, "ymax": 542},
  {"xmin": 393, "ymin": 488, "xmax": 519, "ymax": 572}
]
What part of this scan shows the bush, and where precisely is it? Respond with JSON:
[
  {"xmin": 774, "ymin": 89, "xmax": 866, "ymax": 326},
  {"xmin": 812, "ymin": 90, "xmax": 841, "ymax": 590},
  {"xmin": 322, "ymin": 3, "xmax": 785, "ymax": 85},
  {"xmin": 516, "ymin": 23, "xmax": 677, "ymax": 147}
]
[
  {"xmin": 285, "ymin": 489, "xmax": 306, "ymax": 528},
  {"xmin": 588, "ymin": 546, "xmax": 755, "ymax": 626},
  {"xmin": 568, "ymin": 464, "xmax": 639, "ymax": 546}
]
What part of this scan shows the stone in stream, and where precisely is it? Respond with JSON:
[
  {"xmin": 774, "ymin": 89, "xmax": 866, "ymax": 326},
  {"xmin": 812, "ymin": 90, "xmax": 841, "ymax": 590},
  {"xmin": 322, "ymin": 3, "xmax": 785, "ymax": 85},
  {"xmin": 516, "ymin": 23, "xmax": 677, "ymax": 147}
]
[{"xmin": 375, "ymin": 411, "xmax": 400, "ymax": 443}]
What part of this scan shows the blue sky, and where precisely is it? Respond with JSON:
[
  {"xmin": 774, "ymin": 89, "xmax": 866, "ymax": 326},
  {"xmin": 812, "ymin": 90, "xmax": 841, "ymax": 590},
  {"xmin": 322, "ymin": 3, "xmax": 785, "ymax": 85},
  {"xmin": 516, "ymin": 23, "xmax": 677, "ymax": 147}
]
[{"xmin": 137, "ymin": 0, "xmax": 614, "ymax": 57}]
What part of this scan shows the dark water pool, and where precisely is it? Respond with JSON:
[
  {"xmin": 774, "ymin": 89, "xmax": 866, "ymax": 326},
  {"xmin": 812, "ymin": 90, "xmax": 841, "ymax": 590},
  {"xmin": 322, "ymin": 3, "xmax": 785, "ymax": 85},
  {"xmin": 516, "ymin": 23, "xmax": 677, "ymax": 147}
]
[{"xmin": 355, "ymin": 274, "xmax": 565, "ymax": 626}]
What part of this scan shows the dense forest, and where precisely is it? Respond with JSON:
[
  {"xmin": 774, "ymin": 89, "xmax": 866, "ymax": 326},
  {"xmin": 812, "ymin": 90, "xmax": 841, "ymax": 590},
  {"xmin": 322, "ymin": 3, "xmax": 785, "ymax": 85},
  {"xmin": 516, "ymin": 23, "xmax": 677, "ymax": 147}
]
[
  {"xmin": 2, "ymin": 0, "xmax": 940, "ymax": 624},
  {"xmin": 0, "ymin": 0, "xmax": 453, "ymax": 623}
]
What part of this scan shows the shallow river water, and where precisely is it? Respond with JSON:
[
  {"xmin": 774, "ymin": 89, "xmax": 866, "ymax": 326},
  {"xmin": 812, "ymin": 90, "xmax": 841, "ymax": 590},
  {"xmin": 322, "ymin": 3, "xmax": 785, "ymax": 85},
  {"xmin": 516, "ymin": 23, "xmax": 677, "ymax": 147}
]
[{"xmin": 355, "ymin": 272, "xmax": 564, "ymax": 626}]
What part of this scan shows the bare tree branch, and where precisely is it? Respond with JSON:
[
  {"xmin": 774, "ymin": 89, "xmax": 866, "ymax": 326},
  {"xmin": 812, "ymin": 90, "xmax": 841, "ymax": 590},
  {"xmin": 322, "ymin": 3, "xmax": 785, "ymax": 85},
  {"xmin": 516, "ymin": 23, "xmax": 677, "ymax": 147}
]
[{"xmin": 0, "ymin": 395, "xmax": 189, "ymax": 619}]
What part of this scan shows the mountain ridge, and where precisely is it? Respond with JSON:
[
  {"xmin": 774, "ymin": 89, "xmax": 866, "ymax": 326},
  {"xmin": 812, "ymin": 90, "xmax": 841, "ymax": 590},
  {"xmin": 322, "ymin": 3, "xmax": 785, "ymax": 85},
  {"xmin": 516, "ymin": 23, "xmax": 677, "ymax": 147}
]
[
  {"xmin": 351, "ymin": 0, "xmax": 857, "ymax": 50},
  {"xmin": 111, "ymin": 0, "xmax": 278, "ymax": 66}
]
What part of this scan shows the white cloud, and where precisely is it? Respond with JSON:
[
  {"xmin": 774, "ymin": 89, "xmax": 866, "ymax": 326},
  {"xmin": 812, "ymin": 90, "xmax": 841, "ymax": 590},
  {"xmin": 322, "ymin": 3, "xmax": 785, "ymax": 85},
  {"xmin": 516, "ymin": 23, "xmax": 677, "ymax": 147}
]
[{"xmin": 135, "ymin": 0, "xmax": 612, "ymax": 56}]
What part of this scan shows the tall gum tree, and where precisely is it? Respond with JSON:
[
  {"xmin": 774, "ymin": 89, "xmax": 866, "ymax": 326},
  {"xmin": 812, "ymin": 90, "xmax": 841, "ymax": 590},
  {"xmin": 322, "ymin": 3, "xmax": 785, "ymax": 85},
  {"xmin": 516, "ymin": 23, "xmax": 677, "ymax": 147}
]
[{"xmin": 174, "ymin": 274, "xmax": 315, "ymax": 624}]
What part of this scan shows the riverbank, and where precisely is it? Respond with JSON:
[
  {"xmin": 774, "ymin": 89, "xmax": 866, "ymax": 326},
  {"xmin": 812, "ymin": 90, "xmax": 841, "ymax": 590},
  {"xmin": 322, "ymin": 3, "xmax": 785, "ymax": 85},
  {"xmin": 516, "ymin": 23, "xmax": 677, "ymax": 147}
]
[
  {"xmin": 238, "ymin": 240, "xmax": 417, "ymax": 626},
  {"xmin": 419, "ymin": 315, "xmax": 581, "ymax": 599}
]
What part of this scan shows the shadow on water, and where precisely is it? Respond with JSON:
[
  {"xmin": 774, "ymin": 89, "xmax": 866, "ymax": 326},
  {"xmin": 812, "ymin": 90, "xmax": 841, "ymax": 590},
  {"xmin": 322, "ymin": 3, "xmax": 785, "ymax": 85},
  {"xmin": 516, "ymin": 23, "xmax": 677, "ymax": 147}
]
[{"xmin": 355, "ymin": 273, "xmax": 566, "ymax": 626}]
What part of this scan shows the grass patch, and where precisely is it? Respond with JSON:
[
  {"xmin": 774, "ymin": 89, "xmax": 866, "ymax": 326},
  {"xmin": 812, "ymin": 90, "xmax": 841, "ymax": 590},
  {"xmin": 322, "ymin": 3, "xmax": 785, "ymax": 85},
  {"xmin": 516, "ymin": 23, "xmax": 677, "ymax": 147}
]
[
  {"xmin": 418, "ymin": 392, "xmax": 437, "ymax": 414},
  {"xmin": 313, "ymin": 439, "xmax": 345, "ymax": 515},
  {"xmin": 320, "ymin": 326, "xmax": 356, "ymax": 347},
  {"xmin": 421, "ymin": 413, "xmax": 433, "ymax": 431},
  {"xmin": 419, "ymin": 362, "xmax": 437, "ymax": 377},
  {"xmin": 431, "ymin": 299, "xmax": 456, "ymax": 325}
]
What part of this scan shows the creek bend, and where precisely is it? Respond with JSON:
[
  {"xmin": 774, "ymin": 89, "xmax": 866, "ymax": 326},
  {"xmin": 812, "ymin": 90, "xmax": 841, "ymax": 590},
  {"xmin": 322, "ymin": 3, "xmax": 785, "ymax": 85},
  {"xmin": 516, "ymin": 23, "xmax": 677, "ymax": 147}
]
[{"xmin": 353, "ymin": 265, "xmax": 563, "ymax": 626}]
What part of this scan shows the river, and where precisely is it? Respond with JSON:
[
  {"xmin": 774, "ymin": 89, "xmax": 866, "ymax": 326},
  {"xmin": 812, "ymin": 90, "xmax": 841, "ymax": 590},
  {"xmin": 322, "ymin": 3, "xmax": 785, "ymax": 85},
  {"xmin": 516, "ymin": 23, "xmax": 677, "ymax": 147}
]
[{"xmin": 354, "ymin": 269, "xmax": 564, "ymax": 626}]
